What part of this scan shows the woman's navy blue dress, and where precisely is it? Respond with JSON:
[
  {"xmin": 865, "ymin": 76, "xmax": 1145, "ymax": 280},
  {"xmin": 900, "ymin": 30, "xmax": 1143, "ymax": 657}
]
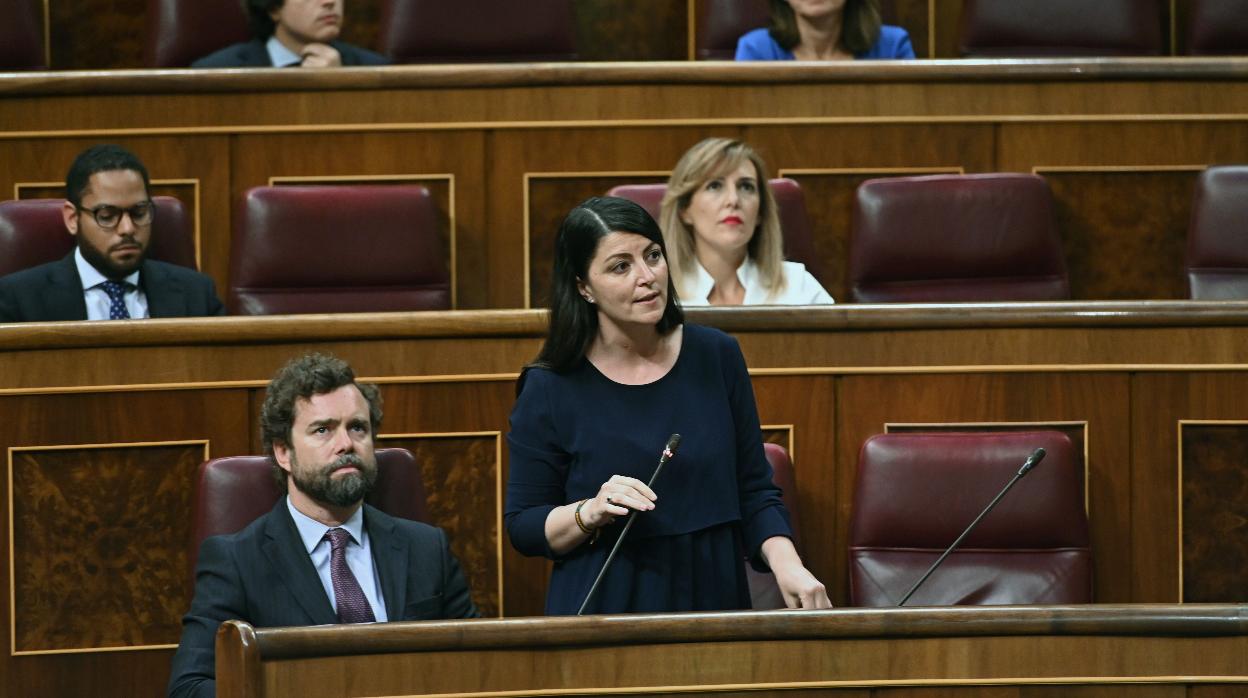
[{"xmin": 505, "ymin": 324, "xmax": 792, "ymax": 615}]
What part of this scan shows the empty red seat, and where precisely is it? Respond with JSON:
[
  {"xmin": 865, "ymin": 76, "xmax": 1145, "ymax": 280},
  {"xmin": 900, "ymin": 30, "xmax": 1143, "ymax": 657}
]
[
  {"xmin": 229, "ymin": 185, "xmax": 450, "ymax": 315},
  {"xmin": 849, "ymin": 430, "xmax": 1091, "ymax": 607},
  {"xmin": 144, "ymin": 0, "xmax": 250, "ymax": 67},
  {"xmin": 1187, "ymin": 0, "xmax": 1248, "ymax": 56},
  {"xmin": 0, "ymin": 0, "xmax": 46, "ymax": 70},
  {"xmin": 849, "ymin": 173, "xmax": 1069, "ymax": 302},
  {"xmin": 1185, "ymin": 166, "xmax": 1248, "ymax": 299},
  {"xmin": 959, "ymin": 0, "xmax": 1164, "ymax": 57},
  {"xmin": 695, "ymin": 0, "xmax": 770, "ymax": 60},
  {"xmin": 379, "ymin": 0, "xmax": 576, "ymax": 63}
]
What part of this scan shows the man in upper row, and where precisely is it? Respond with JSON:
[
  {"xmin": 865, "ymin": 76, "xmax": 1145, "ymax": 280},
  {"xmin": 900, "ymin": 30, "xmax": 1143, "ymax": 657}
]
[
  {"xmin": 0, "ymin": 145, "xmax": 225, "ymax": 322},
  {"xmin": 194, "ymin": 0, "xmax": 388, "ymax": 68}
]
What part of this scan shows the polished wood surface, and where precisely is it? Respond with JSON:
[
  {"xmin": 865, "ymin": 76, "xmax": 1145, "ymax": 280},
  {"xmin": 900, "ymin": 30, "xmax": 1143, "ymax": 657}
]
[
  {"xmin": 2, "ymin": 304, "xmax": 1248, "ymax": 696},
  {"xmin": 216, "ymin": 605, "xmax": 1248, "ymax": 697},
  {"xmin": 3, "ymin": 60, "xmax": 1247, "ymax": 307}
]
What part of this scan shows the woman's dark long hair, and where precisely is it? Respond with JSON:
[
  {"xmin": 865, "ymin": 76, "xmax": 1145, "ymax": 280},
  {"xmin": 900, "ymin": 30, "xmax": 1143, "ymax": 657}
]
[
  {"xmin": 768, "ymin": 0, "xmax": 882, "ymax": 55},
  {"xmin": 523, "ymin": 196, "xmax": 684, "ymax": 384}
]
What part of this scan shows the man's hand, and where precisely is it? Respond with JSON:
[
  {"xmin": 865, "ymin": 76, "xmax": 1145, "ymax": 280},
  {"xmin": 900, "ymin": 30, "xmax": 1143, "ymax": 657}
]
[{"xmin": 300, "ymin": 43, "xmax": 343, "ymax": 68}]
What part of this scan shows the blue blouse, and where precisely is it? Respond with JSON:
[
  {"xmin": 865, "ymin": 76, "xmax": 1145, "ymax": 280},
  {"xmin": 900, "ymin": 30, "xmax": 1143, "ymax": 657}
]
[
  {"xmin": 735, "ymin": 25, "xmax": 915, "ymax": 60},
  {"xmin": 505, "ymin": 324, "xmax": 792, "ymax": 615}
]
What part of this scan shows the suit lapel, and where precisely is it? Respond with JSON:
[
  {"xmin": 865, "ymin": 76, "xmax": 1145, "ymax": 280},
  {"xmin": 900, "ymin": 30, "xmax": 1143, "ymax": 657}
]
[
  {"xmin": 365, "ymin": 505, "xmax": 409, "ymax": 621},
  {"xmin": 140, "ymin": 261, "xmax": 186, "ymax": 318},
  {"xmin": 46, "ymin": 255, "xmax": 88, "ymax": 320},
  {"xmin": 261, "ymin": 499, "xmax": 338, "ymax": 625}
]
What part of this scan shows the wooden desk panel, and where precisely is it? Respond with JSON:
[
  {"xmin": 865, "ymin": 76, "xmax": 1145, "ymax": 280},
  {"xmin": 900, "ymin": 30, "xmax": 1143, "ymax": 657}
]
[
  {"xmin": 216, "ymin": 606, "xmax": 1248, "ymax": 698},
  {"xmin": 2, "ymin": 303, "xmax": 1248, "ymax": 696},
  {"xmin": 3, "ymin": 61, "xmax": 1248, "ymax": 307}
]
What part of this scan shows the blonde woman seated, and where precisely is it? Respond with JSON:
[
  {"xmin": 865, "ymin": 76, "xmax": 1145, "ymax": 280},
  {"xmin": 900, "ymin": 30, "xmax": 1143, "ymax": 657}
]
[{"xmin": 660, "ymin": 138, "xmax": 834, "ymax": 306}]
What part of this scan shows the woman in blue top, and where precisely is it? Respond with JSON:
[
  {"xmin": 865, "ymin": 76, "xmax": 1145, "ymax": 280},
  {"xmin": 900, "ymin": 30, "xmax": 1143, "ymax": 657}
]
[
  {"xmin": 736, "ymin": 0, "xmax": 915, "ymax": 61},
  {"xmin": 505, "ymin": 196, "xmax": 829, "ymax": 615}
]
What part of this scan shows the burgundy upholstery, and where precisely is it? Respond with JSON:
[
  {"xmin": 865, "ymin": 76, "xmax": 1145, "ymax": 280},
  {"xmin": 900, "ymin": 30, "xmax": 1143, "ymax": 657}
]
[
  {"xmin": 379, "ymin": 0, "xmax": 576, "ymax": 63},
  {"xmin": 0, "ymin": 196, "xmax": 198, "ymax": 277},
  {"xmin": 606, "ymin": 178, "xmax": 828, "ymax": 287},
  {"xmin": 1185, "ymin": 166, "xmax": 1248, "ymax": 299},
  {"xmin": 144, "ymin": 0, "xmax": 250, "ymax": 67},
  {"xmin": 959, "ymin": 0, "xmax": 1164, "ymax": 57},
  {"xmin": 1187, "ymin": 0, "xmax": 1248, "ymax": 56},
  {"xmin": 190, "ymin": 448, "xmax": 428, "ymax": 583},
  {"xmin": 746, "ymin": 442, "xmax": 803, "ymax": 609},
  {"xmin": 229, "ymin": 185, "xmax": 450, "ymax": 315},
  {"xmin": 0, "ymin": 0, "xmax": 45, "ymax": 70},
  {"xmin": 696, "ymin": 0, "xmax": 769, "ymax": 60},
  {"xmin": 849, "ymin": 173, "xmax": 1069, "ymax": 303},
  {"xmin": 848, "ymin": 431, "xmax": 1091, "ymax": 607}
]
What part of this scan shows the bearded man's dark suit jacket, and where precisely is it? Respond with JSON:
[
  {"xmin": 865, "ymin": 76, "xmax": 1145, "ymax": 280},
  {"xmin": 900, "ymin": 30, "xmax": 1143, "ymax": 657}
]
[
  {"xmin": 167, "ymin": 499, "xmax": 479, "ymax": 698},
  {"xmin": 0, "ymin": 254, "xmax": 225, "ymax": 322},
  {"xmin": 191, "ymin": 39, "xmax": 388, "ymax": 67}
]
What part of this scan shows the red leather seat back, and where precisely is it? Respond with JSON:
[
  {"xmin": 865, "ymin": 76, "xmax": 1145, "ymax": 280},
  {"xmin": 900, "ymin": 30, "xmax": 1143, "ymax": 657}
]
[
  {"xmin": 0, "ymin": 0, "xmax": 45, "ymax": 70},
  {"xmin": 959, "ymin": 0, "xmax": 1164, "ymax": 57},
  {"xmin": 0, "ymin": 196, "xmax": 198, "ymax": 277},
  {"xmin": 696, "ymin": 0, "xmax": 769, "ymax": 60},
  {"xmin": 144, "ymin": 0, "xmax": 250, "ymax": 67},
  {"xmin": 849, "ymin": 173, "xmax": 1069, "ymax": 302},
  {"xmin": 190, "ymin": 448, "xmax": 428, "ymax": 582},
  {"xmin": 380, "ymin": 0, "xmax": 576, "ymax": 63},
  {"xmin": 746, "ymin": 442, "xmax": 803, "ymax": 609},
  {"xmin": 1187, "ymin": 0, "xmax": 1248, "ymax": 55},
  {"xmin": 229, "ymin": 185, "xmax": 450, "ymax": 315},
  {"xmin": 848, "ymin": 431, "xmax": 1091, "ymax": 607},
  {"xmin": 607, "ymin": 178, "xmax": 828, "ymax": 287},
  {"xmin": 1186, "ymin": 166, "xmax": 1248, "ymax": 299}
]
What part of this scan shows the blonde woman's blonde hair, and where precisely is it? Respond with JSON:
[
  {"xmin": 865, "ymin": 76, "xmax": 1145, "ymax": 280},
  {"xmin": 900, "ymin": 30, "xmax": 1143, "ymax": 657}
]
[{"xmin": 659, "ymin": 138, "xmax": 786, "ymax": 302}]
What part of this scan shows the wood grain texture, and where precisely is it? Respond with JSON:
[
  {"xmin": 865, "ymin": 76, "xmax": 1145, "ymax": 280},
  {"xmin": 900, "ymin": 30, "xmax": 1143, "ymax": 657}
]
[
  {"xmin": 10, "ymin": 443, "xmax": 203, "ymax": 651},
  {"xmin": 1179, "ymin": 424, "xmax": 1248, "ymax": 603}
]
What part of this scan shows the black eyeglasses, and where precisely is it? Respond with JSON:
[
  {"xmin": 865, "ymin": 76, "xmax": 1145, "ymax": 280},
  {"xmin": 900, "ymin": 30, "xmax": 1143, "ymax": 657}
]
[{"xmin": 75, "ymin": 201, "xmax": 156, "ymax": 230}]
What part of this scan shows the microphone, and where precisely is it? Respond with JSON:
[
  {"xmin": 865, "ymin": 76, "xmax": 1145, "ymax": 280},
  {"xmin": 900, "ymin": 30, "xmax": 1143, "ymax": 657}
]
[
  {"xmin": 576, "ymin": 433, "xmax": 681, "ymax": 616},
  {"xmin": 895, "ymin": 446, "xmax": 1045, "ymax": 607}
]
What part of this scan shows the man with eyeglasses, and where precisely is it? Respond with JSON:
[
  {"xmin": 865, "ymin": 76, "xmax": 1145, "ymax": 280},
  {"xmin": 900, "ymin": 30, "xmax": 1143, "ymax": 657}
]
[{"xmin": 0, "ymin": 144, "xmax": 226, "ymax": 322}]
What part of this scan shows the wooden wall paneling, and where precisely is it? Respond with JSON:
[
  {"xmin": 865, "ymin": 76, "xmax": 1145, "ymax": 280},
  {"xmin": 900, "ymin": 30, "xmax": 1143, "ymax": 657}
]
[
  {"xmin": 494, "ymin": 126, "xmax": 741, "ymax": 308},
  {"xmin": 1130, "ymin": 372, "xmax": 1248, "ymax": 603},
  {"xmin": 752, "ymin": 375, "xmax": 837, "ymax": 595},
  {"xmin": 576, "ymin": 0, "xmax": 687, "ymax": 61},
  {"xmin": 229, "ymin": 131, "xmax": 487, "ymax": 308},
  {"xmin": 0, "ymin": 136, "xmax": 231, "ymax": 292},
  {"xmin": 1177, "ymin": 422, "xmax": 1248, "ymax": 603},
  {"xmin": 997, "ymin": 123, "xmax": 1248, "ymax": 174},
  {"xmin": 886, "ymin": 0, "xmax": 933, "ymax": 59},
  {"xmin": 746, "ymin": 123, "xmax": 991, "ymax": 301},
  {"xmin": 377, "ymin": 432, "xmax": 503, "ymax": 617},
  {"xmin": 1, "ymin": 388, "xmax": 250, "ymax": 698},
  {"xmin": 931, "ymin": 0, "xmax": 965, "ymax": 58},
  {"xmin": 834, "ymin": 373, "xmax": 1131, "ymax": 605},
  {"xmin": 1038, "ymin": 168, "xmax": 1202, "ymax": 301},
  {"xmin": 47, "ymin": 0, "xmax": 143, "ymax": 69}
]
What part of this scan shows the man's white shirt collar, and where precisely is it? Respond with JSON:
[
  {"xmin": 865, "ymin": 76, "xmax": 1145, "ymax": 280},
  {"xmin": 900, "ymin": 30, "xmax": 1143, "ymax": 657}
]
[
  {"xmin": 266, "ymin": 36, "xmax": 303, "ymax": 67},
  {"xmin": 75, "ymin": 247, "xmax": 140, "ymax": 291},
  {"xmin": 287, "ymin": 495, "xmax": 367, "ymax": 553}
]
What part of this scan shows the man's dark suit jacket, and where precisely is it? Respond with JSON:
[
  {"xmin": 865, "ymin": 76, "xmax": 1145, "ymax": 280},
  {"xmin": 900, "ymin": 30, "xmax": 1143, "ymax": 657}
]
[
  {"xmin": 0, "ymin": 254, "xmax": 226, "ymax": 322},
  {"xmin": 167, "ymin": 499, "xmax": 479, "ymax": 698},
  {"xmin": 191, "ymin": 39, "xmax": 388, "ymax": 67}
]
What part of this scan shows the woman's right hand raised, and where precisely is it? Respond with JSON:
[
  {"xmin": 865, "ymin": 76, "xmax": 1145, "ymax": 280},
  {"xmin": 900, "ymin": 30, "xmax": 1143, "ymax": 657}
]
[{"xmin": 587, "ymin": 474, "xmax": 657, "ymax": 528}]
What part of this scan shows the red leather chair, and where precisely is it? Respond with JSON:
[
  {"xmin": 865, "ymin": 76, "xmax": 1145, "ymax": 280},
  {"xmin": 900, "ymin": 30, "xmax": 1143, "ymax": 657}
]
[
  {"xmin": 959, "ymin": 0, "xmax": 1164, "ymax": 57},
  {"xmin": 379, "ymin": 0, "xmax": 577, "ymax": 63},
  {"xmin": 848, "ymin": 431, "xmax": 1091, "ymax": 607},
  {"xmin": 0, "ymin": 0, "xmax": 45, "ymax": 70},
  {"xmin": 0, "ymin": 196, "xmax": 198, "ymax": 277},
  {"xmin": 144, "ymin": 0, "xmax": 250, "ymax": 67},
  {"xmin": 228, "ymin": 185, "xmax": 450, "ymax": 315},
  {"xmin": 190, "ymin": 448, "xmax": 428, "ymax": 584},
  {"xmin": 606, "ymin": 178, "xmax": 828, "ymax": 288},
  {"xmin": 1185, "ymin": 166, "xmax": 1248, "ymax": 299},
  {"xmin": 1187, "ymin": 0, "xmax": 1248, "ymax": 56},
  {"xmin": 849, "ymin": 173, "xmax": 1069, "ymax": 302},
  {"xmin": 695, "ymin": 0, "xmax": 769, "ymax": 60},
  {"xmin": 746, "ymin": 442, "xmax": 804, "ymax": 609}
]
